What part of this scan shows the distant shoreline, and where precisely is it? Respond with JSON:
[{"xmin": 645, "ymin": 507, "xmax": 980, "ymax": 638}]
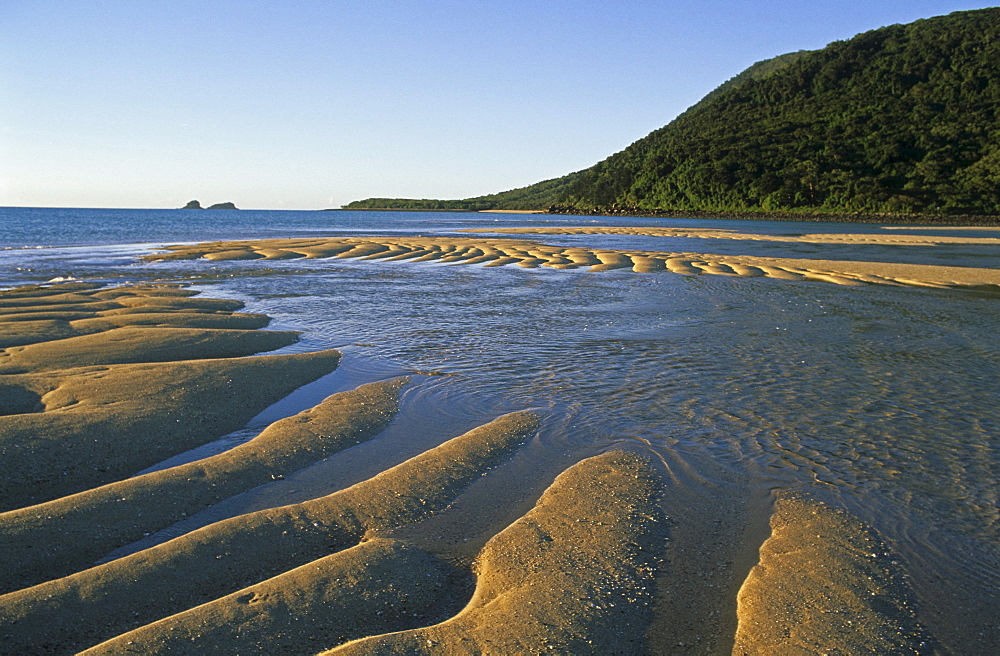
[
  {"xmin": 330, "ymin": 206, "xmax": 1000, "ymax": 226},
  {"xmin": 545, "ymin": 206, "xmax": 1000, "ymax": 226}
]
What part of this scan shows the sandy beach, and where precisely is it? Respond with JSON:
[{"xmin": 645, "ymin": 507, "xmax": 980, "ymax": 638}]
[{"xmin": 0, "ymin": 272, "xmax": 949, "ymax": 653}]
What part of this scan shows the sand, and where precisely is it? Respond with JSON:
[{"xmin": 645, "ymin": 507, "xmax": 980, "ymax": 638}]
[
  {"xmin": 144, "ymin": 234, "xmax": 1000, "ymax": 290},
  {"xmin": 733, "ymin": 495, "xmax": 934, "ymax": 654},
  {"xmin": 327, "ymin": 451, "xmax": 666, "ymax": 655},
  {"xmin": 0, "ymin": 281, "xmax": 945, "ymax": 653},
  {"xmin": 0, "ymin": 284, "xmax": 343, "ymax": 511},
  {"xmin": 478, "ymin": 209, "xmax": 545, "ymax": 214},
  {"xmin": 0, "ymin": 378, "xmax": 406, "ymax": 593},
  {"xmin": 0, "ymin": 411, "xmax": 539, "ymax": 654},
  {"xmin": 81, "ymin": 538, "xmax": 466, "ymax": 655},
  {"xmin": 0, "ymin": 284, "xmax": 270, "ymax": 349},
  {"xmin": 72, "ymin": 451, "xmax": 661, "ymax": 655}
]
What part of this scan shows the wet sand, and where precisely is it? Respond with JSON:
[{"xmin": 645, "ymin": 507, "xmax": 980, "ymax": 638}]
[
  {"xmin": 733, "ymin": 496, "xmax": 933, "ymax": 654},
  {"xmin": 0, "ymin": 280, "xmax": 945, "ymax": 653},
  {"xmin": 145, "ymin": 233, "xmax": 1000, "ymax": 290}
]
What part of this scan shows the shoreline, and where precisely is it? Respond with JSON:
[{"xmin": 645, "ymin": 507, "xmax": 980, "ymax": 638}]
[
  {"xmin": 332, "ymin": 205, "xmax": 1000, "ymax": 226},
  {"xmin": 545, "ymin": 205, "xmax": 1000, "ymax": 226}
]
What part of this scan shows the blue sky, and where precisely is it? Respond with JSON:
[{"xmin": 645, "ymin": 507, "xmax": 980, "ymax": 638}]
[{"xmin": 2, "ymin": 1, "xmax": 996, "ymax": 209}]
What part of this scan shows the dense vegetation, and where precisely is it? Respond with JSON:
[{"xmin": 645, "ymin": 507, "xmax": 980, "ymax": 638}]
[
  {"xmin": 342, "ymin": 175, "xmax": 572, "ymax": 211},
  {"xmin": 345, "ymin": 8, "xmax": 1000, "ymax": 216}
]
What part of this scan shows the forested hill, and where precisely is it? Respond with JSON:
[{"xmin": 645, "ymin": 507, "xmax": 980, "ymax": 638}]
[{"xmin": 344, "ymin": 8, "xmax": 1000, "ymax": 216}]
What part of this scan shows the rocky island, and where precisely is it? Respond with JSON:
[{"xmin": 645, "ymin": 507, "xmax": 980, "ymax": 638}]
[{"xmin": 180, "ymin": 201, "xmax": 239, "ymax": 210}]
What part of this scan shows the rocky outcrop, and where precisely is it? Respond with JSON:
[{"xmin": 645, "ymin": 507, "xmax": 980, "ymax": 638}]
[{"xmin": 180, "ymin": 201, "xmax": 239, "ymax": 210}]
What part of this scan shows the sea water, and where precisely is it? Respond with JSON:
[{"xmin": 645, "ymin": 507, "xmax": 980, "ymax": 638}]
[{"xmin": 1, "ymin": 206, "xmax": 998, "ymax": 651}]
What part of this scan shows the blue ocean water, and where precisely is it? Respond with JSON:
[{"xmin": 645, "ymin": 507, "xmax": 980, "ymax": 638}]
[{"xmin": 2, "ymin": 205, "xmax": 999, "ymax": 650}]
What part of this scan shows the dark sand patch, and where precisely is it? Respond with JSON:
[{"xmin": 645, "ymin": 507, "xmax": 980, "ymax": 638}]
[
  {"xmin": 733, "ymin": 495, "xmax": 934, "ymax": 654},
  {"xmin": 0, "ymin": 411, "xmax": 539, "ymax": 654},
  {"xmin": 0, "ymin": 378, "xmax": 406, "ymax": 593},
  {"xmin": 329, "ymin": 451, "xmax": 666, "ymax": 655}
]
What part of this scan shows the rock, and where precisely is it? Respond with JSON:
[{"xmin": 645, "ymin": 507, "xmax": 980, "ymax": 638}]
[
  {"xmin": 207, "ymin": 202, "xmax": 238, "ymax": 210},
  {"xmin": 181, "ymin": 200, "xmax": 202, "ymax": 209}
]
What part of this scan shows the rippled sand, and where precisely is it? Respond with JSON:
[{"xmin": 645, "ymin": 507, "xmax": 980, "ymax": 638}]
[
  {"xmin": 145, "ymin": 234, "xmax": 1000, "ymax": 290},
  {"xmin": 0, "ymin": 282, "xmax": 939, "ymax": 653}
]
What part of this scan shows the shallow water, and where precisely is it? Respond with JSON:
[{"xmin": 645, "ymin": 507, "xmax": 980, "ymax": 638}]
[{"xmin": 2, "ymin": 207, "xmax": 998, "ymax": 652}]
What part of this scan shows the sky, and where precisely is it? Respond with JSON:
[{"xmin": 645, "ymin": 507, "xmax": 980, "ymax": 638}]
[{"xmin": 1, "ymin": 1, "xmax": 997, "ymax": 210}]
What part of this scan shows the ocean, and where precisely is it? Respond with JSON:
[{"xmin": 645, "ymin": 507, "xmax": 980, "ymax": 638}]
[{"xmin": 2, "ymin": 205, "xmax": 998, "ymax": 651}]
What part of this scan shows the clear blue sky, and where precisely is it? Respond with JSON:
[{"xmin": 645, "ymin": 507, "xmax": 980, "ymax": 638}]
[{"xmin": 2, "ymin": 1, "xmax": 996, "ymax": 209}]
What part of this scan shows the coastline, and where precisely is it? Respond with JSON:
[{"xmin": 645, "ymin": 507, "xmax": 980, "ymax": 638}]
[
  {"xmin": 329, "ymin": 204, "xmax": 1000, "ymax": 226},
  {"xmin": 545, "ymin": 205, "xmax": 1000, "ymax": 226}
]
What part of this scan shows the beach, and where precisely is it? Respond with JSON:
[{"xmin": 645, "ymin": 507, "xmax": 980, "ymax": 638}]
[{"xmin": 1, "ymin": 213, "xmax": 998, "ymax": 653}]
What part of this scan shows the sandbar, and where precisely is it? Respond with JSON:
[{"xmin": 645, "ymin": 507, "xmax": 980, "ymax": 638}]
[
  {"xmin": 0, "ymin": 411, "xmax": 539, "ymax": 653},
  {"xmin": 145, "ymin": 234, "xmax": 1000, "ymax": 290},
  {"xmin": 0, "ymin": 284, "xmax": 345, "ymax": 510},
  {"xmin": 733, "ymin": 495, "xmax": 933, "ymax": 654}
]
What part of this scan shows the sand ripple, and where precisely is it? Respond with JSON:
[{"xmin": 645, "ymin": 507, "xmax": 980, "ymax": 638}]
[{"xmin": 145, "ymin": 235, "xmax": 1000, "ymax": 290}]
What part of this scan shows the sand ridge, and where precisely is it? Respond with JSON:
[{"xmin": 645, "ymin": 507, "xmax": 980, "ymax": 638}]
[
  {"xmin": 144, "ymin": 234, "xmax": 1000, "ymax": 290},
  {"xmin": 0, "ymin": 378, "xmax": 407, "ymax": 593},
  {"xmin": 77, "ymin": 451, "xmax": 664, "ymax": 656},
  {"xmin": 0, "ymin": 283, "xmax": 342, "ymax": 510},
  {"xmin": 1, "ymin": 282, "xmax": 944, "ymax": 653},
  {"xmin": 733, "ymin": 495, "xmax": 934, "ymax": 654},
  {"xmin": 81, "ymin": 538, "xmax": 468, "ymax": 655},
  {"xmin": 0, "ymin": 284, "xmax": 271, "ymax": 349},
  {"xmin": 328, "ymin": 451, "xmax": 667, "ymax": 656},
  {"xmin": 0, "ymin": 411, "xmax": 540, "ymax": 654}
]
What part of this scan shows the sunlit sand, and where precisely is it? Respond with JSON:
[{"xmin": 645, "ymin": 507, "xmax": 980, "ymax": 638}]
[{"xmin": 146, "ymin": 234, "xmax": 1000, "ymax": 290}]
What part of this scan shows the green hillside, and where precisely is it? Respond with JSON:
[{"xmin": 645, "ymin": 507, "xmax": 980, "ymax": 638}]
[
  {"xmin": 343, "ymin": 175, "xmax": 574, "ymax": 211},
  {"xmin": 345, "ymin": 8, "xmax": 1000, "ymax": 216}
]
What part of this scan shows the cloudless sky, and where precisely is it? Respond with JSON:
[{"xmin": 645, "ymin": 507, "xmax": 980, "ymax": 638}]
[{"xmin": 2, "ymin": 0, "xmax": 997, "ymax": 209}]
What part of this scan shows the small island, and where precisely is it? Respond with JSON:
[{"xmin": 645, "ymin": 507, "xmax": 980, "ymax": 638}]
[{"xmin": 180, "ymin": 201, "xmax": 239, "ymax": 210}]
